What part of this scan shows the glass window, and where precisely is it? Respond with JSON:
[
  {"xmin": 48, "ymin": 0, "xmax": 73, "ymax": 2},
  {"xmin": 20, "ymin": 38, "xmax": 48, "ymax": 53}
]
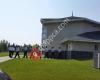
[{"xmin": 94, "ymin": 44, "xmax": 98, "ymax": 51}]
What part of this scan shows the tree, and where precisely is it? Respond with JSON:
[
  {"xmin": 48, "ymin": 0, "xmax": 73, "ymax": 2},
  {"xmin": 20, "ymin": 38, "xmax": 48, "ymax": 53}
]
[
  {"xmin": 0, "ymin": 40, "xmax": 9, "ymax": 52},
  {"xmin": 32, "ymin": 44, "xmax": 40, "ymax": 48}
]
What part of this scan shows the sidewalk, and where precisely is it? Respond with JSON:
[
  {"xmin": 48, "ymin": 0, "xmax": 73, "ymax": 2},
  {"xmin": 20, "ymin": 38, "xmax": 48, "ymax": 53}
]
[{"xmin": 0, "ymin": 56, "xmax": 12, "ymax": 63}]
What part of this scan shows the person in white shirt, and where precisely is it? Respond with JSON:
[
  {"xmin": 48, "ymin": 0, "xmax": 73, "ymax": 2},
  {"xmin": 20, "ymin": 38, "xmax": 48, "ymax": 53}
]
[
  {"xmin": 8, "ymin": 45, "xmax": 12, "ymax": 58},
  {"xmin": 8, "ymin": 45, "xmax": 15, "ymax": 58},
  {"xmin": 14, "ymin": 45, "xmax": 20, "ymax": 58}
]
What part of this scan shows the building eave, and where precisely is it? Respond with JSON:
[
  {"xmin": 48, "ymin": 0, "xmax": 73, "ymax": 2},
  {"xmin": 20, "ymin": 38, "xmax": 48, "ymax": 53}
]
[
  {"xmin": 60, "ymin": 36, "xmax": 100, "ymax": 44},
  {"xmin": 40, "ymin": 16, "xmax": 100, "ymax": 25}
]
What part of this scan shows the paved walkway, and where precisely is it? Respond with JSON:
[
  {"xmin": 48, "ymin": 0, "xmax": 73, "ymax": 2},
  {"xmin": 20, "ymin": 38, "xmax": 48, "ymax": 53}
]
[{"xmin": 0, "ymin": 56, "xmax": 12, "ymax": 63}]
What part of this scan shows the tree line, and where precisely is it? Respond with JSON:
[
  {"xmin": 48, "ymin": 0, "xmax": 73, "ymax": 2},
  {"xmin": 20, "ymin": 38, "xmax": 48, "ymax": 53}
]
[
  {"xmin": 0, "ymin": 40, "xmax": 40, "ymax": 52},
  {"xmin": 0, "ymin": 40, "xmax": 9, "ymax": 52}
]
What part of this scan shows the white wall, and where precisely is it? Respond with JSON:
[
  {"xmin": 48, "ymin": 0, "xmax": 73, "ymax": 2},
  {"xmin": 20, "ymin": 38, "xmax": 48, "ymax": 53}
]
[
  {"xmin": 72, "ymin": 42, "xmax": 100, "ymax": 52},
  {"xmin": 42, "ymin": 21, "xmax": 100, "ymax": 51}
]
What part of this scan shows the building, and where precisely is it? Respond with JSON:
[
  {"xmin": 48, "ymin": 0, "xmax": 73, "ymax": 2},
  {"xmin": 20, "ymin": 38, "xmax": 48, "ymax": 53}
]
[{"xmin": 41, "ymin": 16, "xmax": 100, "ymax": 59}]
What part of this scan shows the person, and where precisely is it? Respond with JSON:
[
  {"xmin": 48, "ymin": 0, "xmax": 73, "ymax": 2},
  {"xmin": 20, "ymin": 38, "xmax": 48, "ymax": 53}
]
[
  {"xmin": 28, "ymin": 45, "xmax": 32, "ymax": 53},
  {"xmin": 45, "ymin": 46, "xmax": 48, "ymax": 58},
  {"xmin": 23, "ymin": 45, "xmax": 28, "ymax": 58},
  {"xmin": 11, "ymin": 45, "xmax": 15, "ymax": 57},
  {"xmin": 8, "ymin": 45, "xmax": 15, "ymax": 58},
  {"xmin": 29, "ymin": 47, "xmax": 42, "ymax": 60},
  {"xmin": 14, "ymin": 45, "xmax": 20, "ymax": 58},
  {"xmin": 8, "ymin": 45, "xmax": 13, "ymax": 58}
]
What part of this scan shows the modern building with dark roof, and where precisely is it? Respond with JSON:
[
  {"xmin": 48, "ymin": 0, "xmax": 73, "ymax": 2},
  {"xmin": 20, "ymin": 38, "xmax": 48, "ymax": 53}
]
[{"xmin": 41, "ymin": 16, "xmax": 100, "ymax": 59}]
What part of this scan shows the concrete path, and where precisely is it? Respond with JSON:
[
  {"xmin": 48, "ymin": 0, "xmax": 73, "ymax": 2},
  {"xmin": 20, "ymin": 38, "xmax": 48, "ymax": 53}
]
[{"xmin": 0, "ymin": 56, "xmax": 12, "ymax": 63}]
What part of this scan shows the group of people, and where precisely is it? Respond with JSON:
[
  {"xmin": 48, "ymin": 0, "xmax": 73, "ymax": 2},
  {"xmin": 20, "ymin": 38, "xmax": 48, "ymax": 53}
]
[{"xmin": 8, "ymin": 44, "xmax": 32, "ymax": 58}]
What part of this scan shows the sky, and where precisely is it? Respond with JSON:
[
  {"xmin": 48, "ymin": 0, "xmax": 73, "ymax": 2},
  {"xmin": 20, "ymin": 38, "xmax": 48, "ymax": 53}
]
[{"xmin": 0, "ymin": 0, "xmax": 100, "ymax": 45}]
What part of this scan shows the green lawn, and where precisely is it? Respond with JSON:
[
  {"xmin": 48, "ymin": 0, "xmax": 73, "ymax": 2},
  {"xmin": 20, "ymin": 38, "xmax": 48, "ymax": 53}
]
[
  {"xmin": 0, "ymin": 52, "xmax": 8, "ymax": 57},
  {"xmin": 0, "ymin": 59, "xmax": 100, "ymax": 80},
  {"xmin": 0, "ymin": 52, "xmax": 23, "ymax": 57}
]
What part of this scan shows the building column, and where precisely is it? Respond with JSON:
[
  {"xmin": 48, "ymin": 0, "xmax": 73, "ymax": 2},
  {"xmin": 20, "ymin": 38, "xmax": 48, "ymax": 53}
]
[{"xmin": 67, "ymin": 42, "xmax": 73, "ymax": 59}]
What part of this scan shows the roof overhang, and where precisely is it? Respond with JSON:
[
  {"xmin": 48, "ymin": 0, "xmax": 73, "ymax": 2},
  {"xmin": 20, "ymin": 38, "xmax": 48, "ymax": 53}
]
[{"xmin": 60, "ymin": 36, "xmax": 100, "ymax": 44}]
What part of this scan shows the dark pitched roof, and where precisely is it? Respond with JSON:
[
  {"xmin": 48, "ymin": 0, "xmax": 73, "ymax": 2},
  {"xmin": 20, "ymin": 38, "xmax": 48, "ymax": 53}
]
[
  {"xmin": 78, "ymin": 31, "xmax": 100, "ymax": 40},
  {"xmin": 60, "ymin": 31, "xmax": 100, "ymax": 43},
  {"xmin": 60, "ymin": 36, "xmax": 100, "ymax": 43}
]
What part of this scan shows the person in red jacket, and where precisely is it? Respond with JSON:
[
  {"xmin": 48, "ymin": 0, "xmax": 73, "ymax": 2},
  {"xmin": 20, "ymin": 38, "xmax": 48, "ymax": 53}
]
[{"xmin": 29, "ymin": 47, "xmax": 42, "ymax": 61}]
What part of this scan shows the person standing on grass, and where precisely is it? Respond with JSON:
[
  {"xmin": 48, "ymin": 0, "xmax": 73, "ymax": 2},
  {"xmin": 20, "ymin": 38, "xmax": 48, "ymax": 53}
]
[
  {"xmin": 11, "ymin": 44, "xmax": 15, "ymax": 58},
  {"xmin": 8, "ymin": 44, "xmax": 15, "ymax": 58},
  {"xmin": 8, "ymin": 45, "xmax": 13, "ymax": 58},
  {"xmin": 14, "ymin": 45, "xmax": 20, "ymax": 58},
  {"xmin": 23, "ymin": 45, "xmax": 28, "ymax": 58}
]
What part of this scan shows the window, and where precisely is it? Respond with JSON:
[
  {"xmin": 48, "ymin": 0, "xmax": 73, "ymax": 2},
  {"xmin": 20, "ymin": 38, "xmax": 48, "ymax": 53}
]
[
  {"xmin": 94, "ymin": 44, "xmax": 98, "ymax": 51},
  {"xmin": 51, "ymin": 47, "xmax": 54, "ymax": 49},
  {"xmin": 58, "ymin": 47, "xmax": 61, "ymax": 49}
]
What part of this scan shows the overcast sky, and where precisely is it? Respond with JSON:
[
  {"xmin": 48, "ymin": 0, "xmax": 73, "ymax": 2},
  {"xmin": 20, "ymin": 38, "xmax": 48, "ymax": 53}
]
[{"xmin": 0, "ymin": 0, "xmax": 100, "ymax": 45}]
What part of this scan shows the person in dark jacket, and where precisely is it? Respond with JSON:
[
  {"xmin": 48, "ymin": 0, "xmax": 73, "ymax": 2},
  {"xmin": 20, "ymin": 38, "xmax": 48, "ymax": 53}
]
[{"xmin": 23, "ymin": 45, "xmax": 28, "ymax": 58}]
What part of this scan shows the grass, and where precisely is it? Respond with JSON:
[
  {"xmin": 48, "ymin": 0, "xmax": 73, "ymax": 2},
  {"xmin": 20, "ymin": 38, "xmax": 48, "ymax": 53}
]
[
  {"xmin": 0, "ymin": 59, "xmax": 100, "ymax": 80},
  {"xmin": 0, "ymin": 52, "xmax": 8, "ymax": 57},
  {"xmin": 0, "ymin": 52, "xmax": 24, "ymax": 57}
]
